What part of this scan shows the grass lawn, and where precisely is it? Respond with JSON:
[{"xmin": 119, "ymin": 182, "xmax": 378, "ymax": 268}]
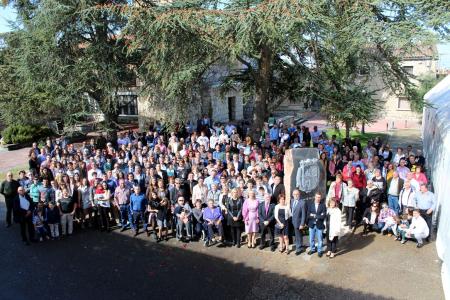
[
  {"xmin": 0, "ymin": 164, "xmax": 28, "ymax": 180},
  {"xmin": 324, "ymin": 129, "xmax": 389, "ymax": 147}
]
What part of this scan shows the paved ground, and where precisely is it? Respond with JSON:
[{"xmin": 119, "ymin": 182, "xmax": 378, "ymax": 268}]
[{"xmin": 0, "ymin": 197, "xmax": 444, "ymax": 300}]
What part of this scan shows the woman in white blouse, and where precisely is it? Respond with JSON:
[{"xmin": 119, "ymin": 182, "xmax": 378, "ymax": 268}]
[
  {"xmin": 326, "ymin": 199, "xmax": 342, "ymax": 258},
  {"xmin": 342, "ymin": 180, "xmax": 359, "ymax": 230}
]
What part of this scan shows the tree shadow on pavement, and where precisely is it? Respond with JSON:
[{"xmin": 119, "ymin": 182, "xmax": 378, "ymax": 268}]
[{"xmin": 0, "ymin": 221, "xmax": 389, "ymax": 300}]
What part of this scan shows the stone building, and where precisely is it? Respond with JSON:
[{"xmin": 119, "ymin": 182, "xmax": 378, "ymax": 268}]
[
  {"xmin": 115, "ymin": 45, "xmax": 438, "ymax": 130},
  {"xmin": 369, "ymin": 45, "xmax": 438, "ymax": 126}
]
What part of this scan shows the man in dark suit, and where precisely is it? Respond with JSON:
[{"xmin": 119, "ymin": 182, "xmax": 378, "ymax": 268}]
[
  {"xmin": 291, "ymin": 189, "xmax": 307, "ymax": 255},
  {"xmin": 13, "ymin": 186, "xmax": 35, "ymax": 245},
  {"xmin": 258, "ymin": 193, "xmax": 276, "ymax": 251},
  {"xmin": 271, "ymin": 175, "xmax": 285, "ymax": 204},
  {"xmin": 306, "ymin": 192, "xmax": 327, "ymax": 257},
  {"xmin": 0, "ymin": 172, "xmax": 20, "ymax": 227},
  {"xmin": 184, "ymin": 173, "xmax": 197, "ymax": 205}
]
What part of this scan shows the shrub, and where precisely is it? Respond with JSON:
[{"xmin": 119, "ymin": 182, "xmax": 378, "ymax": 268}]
[{"xmin": 1, "ymin": 125, "xmax": 55, "ymax": 144}]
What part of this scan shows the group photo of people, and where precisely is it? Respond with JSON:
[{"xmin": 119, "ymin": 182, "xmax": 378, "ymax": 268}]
[{"xmin": 0, "ymin": 119, "xmax": 436, "ymax": 257}]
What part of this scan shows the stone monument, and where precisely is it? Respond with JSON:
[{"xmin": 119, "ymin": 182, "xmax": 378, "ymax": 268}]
[{"xmin": 283, "ymin": 148, "xmax": 326, "ymax": 203}]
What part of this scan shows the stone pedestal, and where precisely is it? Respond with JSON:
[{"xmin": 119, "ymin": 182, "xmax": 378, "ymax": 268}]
[{"xmin": 283, "ymin": 148, "xmax": 326, "ymax": 203}]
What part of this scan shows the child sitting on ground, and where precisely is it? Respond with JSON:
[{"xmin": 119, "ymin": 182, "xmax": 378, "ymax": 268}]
[
  {"xmin": 381, "ymin": 214, "xmax": 399, "ymax": 237},
  {"xmin": 397, "ymin": 213, "xmax": 411, "ymax": 244}
]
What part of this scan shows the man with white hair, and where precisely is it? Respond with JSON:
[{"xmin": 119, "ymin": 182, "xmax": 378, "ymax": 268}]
[{"xmin": 387, "ymin": 171, "xmax": 403, "ymax": 214}]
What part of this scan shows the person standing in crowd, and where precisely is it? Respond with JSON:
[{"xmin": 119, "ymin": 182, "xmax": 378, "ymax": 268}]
[
  {"xmin": 156, "ymin": 198, "xmax": 169, "ymax": 242},
  {"xmin": 45, "ymin": 201, "xmax": 60, "ymax": 239},
  {"xmin": 258, "ymin": 193, "xmax": 275, "ymax": 251},
  {"xmin": 342, "ymin": 180, "xmax": 359, "ymax": 230},
  {"xmin": 192, "ymin": 177, "xmax": 208, "ymax": 206},
  {"xmin": 413, "ymin": 184, "xmax": 436, "ymax": 241},
  {"xmin": 399, "ymin": 181, "xmax": 415, "ymax": 214},
  {"xmin": 1, "ymin": 172, "xmax": 20, "ymax": 228},
  {"xmin": 191, "ymin": 199, "xmax": 205, "ymax": 238},
  {"xmin": 386, "ymin": 171, "xmax": 403, "ymax": 214},
  {"xmin": 13, "ymin": 186, "xmax": 34, "ymax": 245},
  {"xmin": 242, "ymin": 190, "xmax": 259, "ymax": 248},
  {"xmin": 326, "ymin": 199, "xmax": 342, "ymax": 258},
  {"xmin": 58, "ymin": 189, "xmax": 77, "ymax": 237},
  {"xmin": 271, "ymin": 175, "xmax": 285, "ymax": 204},
  {"xmin": 226, "ymin": 188, "xmax": 243, "ymax": 248},
  {"xmin": 130, "ymin": 185, "xmax": 148, "ymax": 237},
  {"xmin": 94, "ymin": 182, "xmax": 111, "ymax": 232},
  {"xmin": 114, "ymin": 179, "xmax": 131, "ymax": 232},
  {"xmin": 307, "ymin": 192, "xmax": 326, "ymax": 257},
  {"xmin": 326, "ymin": 174, "xmax": 345, "ymax": 207},
  {"xmin": 274, "ymin": 194, "xmax": 291, "ymax": 254},
  {"xmin": 291, "ymin": 189, "xmax": 306, "ymax": 255}
]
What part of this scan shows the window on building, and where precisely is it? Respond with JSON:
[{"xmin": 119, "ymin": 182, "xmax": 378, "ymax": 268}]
[
  {"xmin": 403, "ymin": 66, "xmax": 414, "ymax": 75},
  {"xmin": 117, "ymin": 94, "xmax": 138, "ymax": 115},
  {"xmin": 397, "ymin": 97, "xmax": 411, "ymax": 111}
]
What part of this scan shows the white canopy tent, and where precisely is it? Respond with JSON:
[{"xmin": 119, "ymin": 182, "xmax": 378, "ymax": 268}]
[{"xmin": 422, "ymin": 74, "xmax": 450, "ymax": 299}]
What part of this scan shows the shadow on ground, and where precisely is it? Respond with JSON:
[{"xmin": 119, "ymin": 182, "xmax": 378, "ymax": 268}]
[{"xmin": 0, "ymin": 220, "xmax": 386, "ymax": 300}]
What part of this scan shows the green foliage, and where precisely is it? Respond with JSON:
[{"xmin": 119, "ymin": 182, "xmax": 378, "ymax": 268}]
[
  {"xmin": 0, "ymin": 0, "xmax": 136, "ymax": 133},
  {"xmin": 1, "ymin": 124, "xmax": 54, "ymax": 144},
  {"xmin": 409, "ymin": 74, "xmax": 444, "ymax": 113}
]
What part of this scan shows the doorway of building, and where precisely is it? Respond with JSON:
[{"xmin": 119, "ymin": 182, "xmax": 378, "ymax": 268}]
[{"xmin": 228, "ymin": 96, "xmax": 236, "ymax": 121}]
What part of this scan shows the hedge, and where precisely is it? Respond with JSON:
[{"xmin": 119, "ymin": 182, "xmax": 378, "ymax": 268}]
[{"xmin": 1, "ymin": 124, "xmax": 55, "ymax": 144}]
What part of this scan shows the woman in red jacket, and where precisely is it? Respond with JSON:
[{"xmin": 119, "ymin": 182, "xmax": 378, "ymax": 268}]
[{"xmin": 351, "ymin": 166, "xmax": 367, "ymax": 191}]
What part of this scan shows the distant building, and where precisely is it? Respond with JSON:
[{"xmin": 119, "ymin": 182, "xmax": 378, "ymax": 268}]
[
  {"xmin": 115, "ymin": 45, "xmax": 438, "ymax": 131},
  {"xmin": 370, "ymin": 45, "xmax": 438, "ymax": 125}
]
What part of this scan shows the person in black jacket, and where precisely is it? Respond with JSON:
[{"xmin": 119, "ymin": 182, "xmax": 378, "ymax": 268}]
[
  {"xmin": 13, "ymin": 186, "xmax": 35, "ymax": 245},
  {"xmin": 306, "ymin": 192, "xmax": 327, "ymax": 257},
  {"xmin": 271, "ymin": 176, "xmax": 285, "ymax": 204},
  {"xmin": 1, "ymin": 172, "xmax": 21, "ymax": 228},
  {"xmin": 226, "ymin": 189, "xmax": 243, "ymax": 248},
  {"xmin": 258, "ymin": 193, "xmax": 276, "ymax": 251},
  {"xmin": 362, "ymin": 203, "xmax": 380, "ymax": 235}
]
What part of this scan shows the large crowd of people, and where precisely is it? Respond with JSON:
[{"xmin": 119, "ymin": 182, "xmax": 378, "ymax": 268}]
[{"xmin": 0, "ymin": 117, "xmax": 436, "ymax": 257}]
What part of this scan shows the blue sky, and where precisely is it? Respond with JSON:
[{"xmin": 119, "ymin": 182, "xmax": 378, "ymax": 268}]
[{"xmin": 1, "ymin": 4, "xmax": 449, "ymax": 68}]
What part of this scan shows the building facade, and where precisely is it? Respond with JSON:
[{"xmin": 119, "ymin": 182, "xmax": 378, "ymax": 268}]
[{"xmin": 117, "ymin": 45, "xmax": 438, "ymax": 130}]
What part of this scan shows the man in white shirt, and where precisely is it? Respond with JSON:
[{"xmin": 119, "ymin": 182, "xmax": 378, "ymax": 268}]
[
  {"xmin": 197, "ymin": 131, "xmax": 210, "ymax": 151},
  {"xmin": 405, "ymin": 209, "xmax": 429, "ymax": 248},
  {"xmin": 14, "ymin": 187, "xmax": 35, "ymax": 245},
  {"xmin": 192, "ymin": 177, "xmax": 208, "ymax": 205},
  {"xmin": 399, "ymin": 181, "xmax": 415, "ymax": 213},
  {"xmin": 209, "ymin": 131, "xmax": 219, "ymax": 150}
]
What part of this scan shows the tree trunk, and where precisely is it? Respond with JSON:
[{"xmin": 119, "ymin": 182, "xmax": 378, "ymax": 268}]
[
  {"xmin": 252, "ymin": 45, "xmax": 272, "ymax": 135},
  {"xmin": 345, "ymin": 120, "xmax": 351, "ymax": 138},
  {"xmin": 361, "ymin": 122, "xmax": 365, "ymax": 134},
  {"xmin": 102, "ymin": 103, "xmax": 119, "ymax": 148}
]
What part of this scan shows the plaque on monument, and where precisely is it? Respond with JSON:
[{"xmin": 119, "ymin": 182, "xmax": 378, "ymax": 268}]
[{"xmin": 283, "ymin": 148, "xmax": 326, "ymax": 203}]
